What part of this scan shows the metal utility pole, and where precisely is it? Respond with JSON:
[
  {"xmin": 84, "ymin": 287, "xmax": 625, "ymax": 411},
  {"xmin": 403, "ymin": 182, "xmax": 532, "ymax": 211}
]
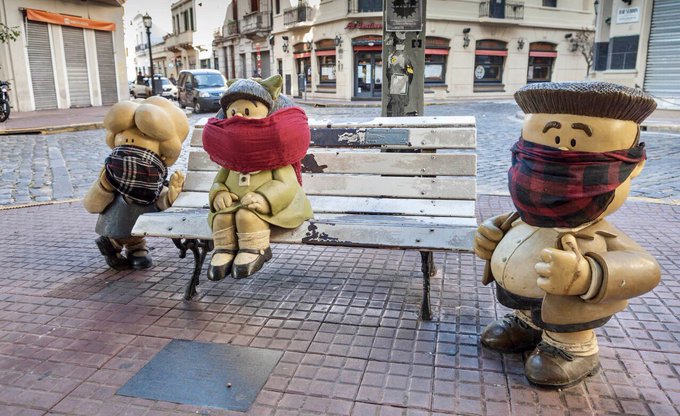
[
  {"xmin": 381, "ymin": 0, "xmax": 426, "ymax": 117},
  {"xmin": 143, "ymin": 13, "xmax": 155, "ymax": 95}
]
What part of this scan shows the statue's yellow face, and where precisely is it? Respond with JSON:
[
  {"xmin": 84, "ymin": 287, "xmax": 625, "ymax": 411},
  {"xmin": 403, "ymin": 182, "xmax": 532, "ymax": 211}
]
[
  {"xmin": 521, "ymin": 113, "xmax": 644, "ymax": 220},
  {"xmin": 113, "ymin": 127, "xmax": 161, "ymax": 156},
  {"xmin": 225, "ymin": 99, "xmax": 269, "ymax": 119}
]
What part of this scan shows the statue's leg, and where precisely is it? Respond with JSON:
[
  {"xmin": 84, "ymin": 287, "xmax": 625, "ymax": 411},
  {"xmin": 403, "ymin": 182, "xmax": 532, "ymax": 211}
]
[
  {"xmin": 232, "ymin": 209, "xmax": 271, "ymax": 279},
  {"xmin": 525, "ymin": 329, "xmax": 599, "ymax": 389},
  {"xmin": 95, "ymin": 235, "xmax": 130, "ymax": 270},
  {"xmin": 207, "ymin": 213, "xmax": 237, "ymax": 281},
  {"xmin": 120, "ymin": 235, "xmax": 152, "ymax": 270}
]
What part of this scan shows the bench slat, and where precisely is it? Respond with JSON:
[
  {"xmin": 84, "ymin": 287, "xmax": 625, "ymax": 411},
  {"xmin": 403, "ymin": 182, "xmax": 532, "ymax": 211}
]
[
  {"xmin": 183, "ymin": 171, "xmax": 476, "ymax": 200},
  {"xmin": 188, "ymin": 151, "xmax": 476, "ymax": 176},
  {"xmin": 194, "ymin": 115, "xmax": 476, "ymax": 129},
  {"xmin": 132, "ymin": 210, "xmax": 476, "ymax": 251},
  {"xmin": 190, "ymin": 126, "xmax": 476, "ymax": 149},
  {"xmin": 172, "ymin": 192, "xmax": 476, "ymax": 217}
]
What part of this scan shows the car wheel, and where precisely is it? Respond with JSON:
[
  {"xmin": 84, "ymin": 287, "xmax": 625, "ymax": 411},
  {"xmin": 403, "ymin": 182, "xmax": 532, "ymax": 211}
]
[{"xmin": 194, "ymin": 100, "xmax": 202, "ymax": 113}]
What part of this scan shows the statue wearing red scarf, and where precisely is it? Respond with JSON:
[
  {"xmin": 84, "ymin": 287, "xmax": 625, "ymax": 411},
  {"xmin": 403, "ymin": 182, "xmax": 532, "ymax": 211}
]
[
  {"xmin": 202, "ymin": 75, "xmax": 313, "ymax": 280},
  {"xmin": 474, "ymin": 82, "xmax": 660, "ymax": 388}
]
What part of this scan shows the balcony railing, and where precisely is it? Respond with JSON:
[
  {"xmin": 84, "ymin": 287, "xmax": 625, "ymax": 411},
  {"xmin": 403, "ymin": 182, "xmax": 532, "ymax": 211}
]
[
  {"xmin": 479, "ymin": 1, "xmax": 524, "ymax": 20},
  {"xmin": 284, "ymin": 4, "xmax": 313, "ymax": 25},
  {"xmin": 135, "ymin": 44, "xmax": 149, "ymax": 52},
  {"xmin": 241, "ymin": 11, "xmax": 272, "ymax": 34},
  {"xmin": 226, "ymin": 20, "xmax": 238, "ymax": 37},
  {"xmin": 348, "ymin": 0, "xmax": 382, "ymax": 13}
]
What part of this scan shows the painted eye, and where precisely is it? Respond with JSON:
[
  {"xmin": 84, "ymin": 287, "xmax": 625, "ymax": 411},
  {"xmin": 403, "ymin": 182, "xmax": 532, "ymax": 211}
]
[
  {"xmin": 245, "ymin": 108, "xmax": 250, "ymax": 116},
  {"xmin": 571, "ymin": 138, "xmax": 577, "ymax": 147},
  {"xmin": 555, "ymin": 136, "xmax": 560, "ymax": 144},
  {"xmin": 231, "ymin": 109, "xmax": 236, "ymax": 117}
]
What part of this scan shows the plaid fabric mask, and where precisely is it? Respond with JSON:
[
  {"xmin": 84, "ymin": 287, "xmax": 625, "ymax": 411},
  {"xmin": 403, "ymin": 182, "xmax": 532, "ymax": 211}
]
[
  {"xmin": 104, "ymin": 145, "xmax": 167, "ymax": 205},
  {"xmin": 508, "ymin": 138, "xmax": 645, "ymax": 228}
]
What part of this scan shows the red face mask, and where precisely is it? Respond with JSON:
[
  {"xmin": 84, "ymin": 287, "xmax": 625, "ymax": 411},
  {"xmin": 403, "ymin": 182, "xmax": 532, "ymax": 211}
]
[
  {"xmin": 202, "ymin": 107, "xmax": 310, "ymax": 185},
  {"xmin": 508, "ymin": 137, "xmax": 646, "ymax": 228}
]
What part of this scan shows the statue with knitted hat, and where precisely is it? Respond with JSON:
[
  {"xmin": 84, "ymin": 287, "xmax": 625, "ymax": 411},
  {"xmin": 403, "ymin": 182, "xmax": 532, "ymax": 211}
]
[
  {"xmin": 202, "ymin": 75, "xmax": 313, "ymax": 280},
  {"xmin": 474, "ymin": 81, "xmax": 661, "ymax": 388}
]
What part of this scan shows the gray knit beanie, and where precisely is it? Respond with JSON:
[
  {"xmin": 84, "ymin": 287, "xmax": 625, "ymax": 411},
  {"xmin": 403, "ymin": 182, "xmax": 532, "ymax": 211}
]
[{"xmin": 220, "ymin": 78, "xmax": 273, "ymax": 113}]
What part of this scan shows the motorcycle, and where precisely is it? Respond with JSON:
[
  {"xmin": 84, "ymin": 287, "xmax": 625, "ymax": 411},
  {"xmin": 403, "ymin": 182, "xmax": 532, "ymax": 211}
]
[{"xmin": 0, "ymin": 81, "xmax": 10, "ymax": 122}]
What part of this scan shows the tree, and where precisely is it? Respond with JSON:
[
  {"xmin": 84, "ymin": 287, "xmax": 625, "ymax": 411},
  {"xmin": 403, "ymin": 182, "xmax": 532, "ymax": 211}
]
[
  {"xmin": 569, "ymin": 28, "xmax": 595, "ymax": 78},
  {"xmin": 0, "ymin": 23, "xmax": 20, "ymax": 44}
]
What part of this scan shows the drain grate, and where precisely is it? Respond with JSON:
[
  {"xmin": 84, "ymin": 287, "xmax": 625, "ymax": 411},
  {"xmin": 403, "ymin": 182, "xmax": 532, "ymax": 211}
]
[{"xmin": 117, "ymin": 339, "xmax": 283, "ymax": 411}]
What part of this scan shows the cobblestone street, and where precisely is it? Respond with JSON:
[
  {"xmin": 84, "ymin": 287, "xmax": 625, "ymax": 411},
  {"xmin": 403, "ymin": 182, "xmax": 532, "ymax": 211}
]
[{"xmin": 1, "ymin": 101, "xmax": 679, "ymax": 206}]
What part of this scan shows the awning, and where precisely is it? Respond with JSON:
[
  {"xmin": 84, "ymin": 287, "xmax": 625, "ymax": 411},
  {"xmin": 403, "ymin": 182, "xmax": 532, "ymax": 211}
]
[
  {"xmin": 293, "ymin": 52, "xmax": 311, "ymax": 59},
  {"xmin": 425, "ymin": 48, "xmax": 449, "ymax": 55},
  {"xmin": 316, "ymin": 50, "xmax": 336, "ymax": 56},
  {"xmin": 353, "ymin": 45, "xmax": 382, "ymax": 51},
  {"xmin": 529, "ymin": 51, "xmax": 558, "ymax": 58},
  {"xmin": 475, "ymin": 49, "xmax": 508, "ymax": 56},
  {"xmin": 26, "ymin": 8, "xmax": 116, "ymax": 31}
]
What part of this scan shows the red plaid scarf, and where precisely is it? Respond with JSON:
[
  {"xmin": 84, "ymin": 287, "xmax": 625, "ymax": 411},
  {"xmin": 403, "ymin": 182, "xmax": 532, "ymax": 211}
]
[
  {"xmin": 508, "ymin": 138, "xmax": 646, "ymax": 228},
  {"xmin": 202, "ymin": 107, "xmax": 310, "ymax": 185},
  {"xmin": 104, "ymin": 145, "xmax": 167, "ymax": 205}
]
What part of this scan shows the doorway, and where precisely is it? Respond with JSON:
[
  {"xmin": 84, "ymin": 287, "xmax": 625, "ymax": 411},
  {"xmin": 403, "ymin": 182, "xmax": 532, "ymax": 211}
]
[{"xmin": 354, "ymin": 51, "xmax": 382, "ymax": 99}]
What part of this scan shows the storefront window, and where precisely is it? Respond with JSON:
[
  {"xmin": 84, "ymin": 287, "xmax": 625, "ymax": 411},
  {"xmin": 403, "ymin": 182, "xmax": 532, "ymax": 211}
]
[
  {"xmin": 293, "ymin": 42, "xmax": 313, "ymax": 90},
  {"xmin": 316, "ymin": 39, "xmax": 337, "ymax": 85},
  {"xmin": 474, "ymin": 40, "xmax": 507, "ymax": 90},
  {"xmin": 527, "ymin": 42, "xmax": 556, "ymax": 83},
  {"xmin": 609, "ymin": 35, "xmax": 638, "ymax": 70},
  {"xmin": 425, "ymin": 37, "xmax": 449, "ymax": 84}
]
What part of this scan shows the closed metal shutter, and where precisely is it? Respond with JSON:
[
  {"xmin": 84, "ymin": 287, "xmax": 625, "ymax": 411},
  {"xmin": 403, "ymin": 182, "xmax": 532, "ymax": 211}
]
[
  {"xmin": 26, "ymin": 21, "xmax": 58, "ymax": 110},
  {"xmin": 95, "ymin": 30, "xmax": 118, "ymax": 105},
  {"xmin": 62, "ymin": 26, "xmax": 91, "ymax": 107},
  {"xmin": 644, "ymin": 0, "xmax": 680, "ymax": 98}
]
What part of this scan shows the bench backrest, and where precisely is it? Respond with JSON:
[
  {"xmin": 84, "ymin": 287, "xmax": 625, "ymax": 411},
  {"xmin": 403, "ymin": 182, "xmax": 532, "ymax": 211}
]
[{"xmin": 175, "ymin": 116, "xmax": 477, "ymax": 225}]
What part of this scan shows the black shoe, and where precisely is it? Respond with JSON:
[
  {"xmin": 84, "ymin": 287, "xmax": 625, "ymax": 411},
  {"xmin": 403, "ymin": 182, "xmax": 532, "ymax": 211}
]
[
  {"xmin": 481, "ymin": 313, "xmax": 543, "ymax": 353},
  {"xmin": 207, "ymin": 248, "xmax": 237, "ymax": 281},
  {"xmin": 525, "ymin": 341, "xmax": 600, "ymax": 389},
  {"xmin": 231, "ymin": 247, "xmax": 272, "ymax": 279},
  {"xmin": 129, "ymin": 251, "xmax": 153, "ymax": 270},
  {"xmin": 95, "ymin": 236, "xmax": 130, "ymax": 271}
]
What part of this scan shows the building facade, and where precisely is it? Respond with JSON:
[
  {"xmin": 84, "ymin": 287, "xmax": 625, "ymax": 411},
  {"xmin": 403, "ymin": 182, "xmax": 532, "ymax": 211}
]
[
  {"xmin": 0, "ymin": 0, "xmax": 127, "ymax": 112},
  {"xmin": 591, "ymin": 0, "xmax": 680, "ymax": 108},
  {"xmin": 216, "ymin": 0, "xmax": 595, "ymax": 100},
  {"xmin": 131, "ymin": 13, "xmax": 168, "ymax": 78}
]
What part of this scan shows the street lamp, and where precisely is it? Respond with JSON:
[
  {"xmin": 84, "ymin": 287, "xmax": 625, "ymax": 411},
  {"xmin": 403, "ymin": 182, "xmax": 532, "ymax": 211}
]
[{"xmin": 142, "ymin": 13, "xmax": 155, "ymax": 95}]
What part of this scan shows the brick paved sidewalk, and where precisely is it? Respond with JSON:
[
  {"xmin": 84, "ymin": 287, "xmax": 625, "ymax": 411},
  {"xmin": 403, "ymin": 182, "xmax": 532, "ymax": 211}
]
[{"xmin": 0, "ymin": 194, "xmax": 678, "ymax": 415}]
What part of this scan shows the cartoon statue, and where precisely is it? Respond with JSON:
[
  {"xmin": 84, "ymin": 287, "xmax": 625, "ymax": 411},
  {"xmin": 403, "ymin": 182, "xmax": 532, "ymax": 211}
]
[
  {"xmin": 474, "ymin": 81, "xmax": 661, "ymax": 388},
  {"xmin": 83, "ymin": 96, "xmax": 189, "ymax": 270},
  {"xmin": 201, "ymin": 75, "xmax": 313, "ymax": 280}
]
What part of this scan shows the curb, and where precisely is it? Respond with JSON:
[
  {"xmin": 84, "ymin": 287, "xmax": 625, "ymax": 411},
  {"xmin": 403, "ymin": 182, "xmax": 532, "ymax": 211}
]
[{"xmin": 0, "ymin": 122, "xmax": 104, "ymax": 136}]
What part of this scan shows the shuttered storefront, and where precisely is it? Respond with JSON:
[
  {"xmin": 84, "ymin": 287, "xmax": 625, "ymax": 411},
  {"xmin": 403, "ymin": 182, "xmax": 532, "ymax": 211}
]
[
  {"xmin": 644, "ymin": 0, "xmax": 680, "ymax": 98},
  {"xmin": 62, "ymin": 26, "xmax": 91, "ymax": 107},
  {"xmin": 95, "ymin": 30, "xmax": 119, "ymax": 105},
  {"xmin": 26, "ymin": 21, "xmax": 58, "ymax": 110}
]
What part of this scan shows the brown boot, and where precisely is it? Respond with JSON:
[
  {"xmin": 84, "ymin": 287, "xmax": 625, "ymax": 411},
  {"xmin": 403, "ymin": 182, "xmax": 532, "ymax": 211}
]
[
  {"xmin": 525, "ymin": 341, "xmax": 599, "ymax": 389},
  {"xmin": 481, "ymin": 313, "xmax": 542, "ymax": 353}
]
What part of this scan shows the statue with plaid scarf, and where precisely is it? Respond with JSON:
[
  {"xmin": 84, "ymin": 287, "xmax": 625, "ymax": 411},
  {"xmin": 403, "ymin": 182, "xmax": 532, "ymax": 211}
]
[{"xmin": 474, "ymin": 82, "xmax": 661, "ymax": 388}]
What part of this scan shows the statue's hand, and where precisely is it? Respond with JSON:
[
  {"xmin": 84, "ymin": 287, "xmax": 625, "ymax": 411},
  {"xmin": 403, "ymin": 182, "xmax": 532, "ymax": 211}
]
[
  {"xmin": 241, "ymin": 192, "xmax": 271, "ymax": 214},
  {"xmin": 167, "ymin": 171, "xmax": 185, "ymax": 206},
  {"xmin": 474, "ymin": 212, "xmax": 514, "ymax": 260},
  {"xmin": 535, "ymin": 234, "xmax": 591, "ymax": 296},
  {"xmin": 213, "ymin": 190, "xmax": 238, "ymax": 211}
]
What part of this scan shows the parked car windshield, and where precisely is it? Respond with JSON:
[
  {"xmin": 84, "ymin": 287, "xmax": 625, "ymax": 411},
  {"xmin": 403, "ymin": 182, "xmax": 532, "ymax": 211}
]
[
  {"xmin": 161, "ymin": 78, "xmax": 171, "ymax": 86},
  {"xmin": 194, "ymin": 73, "xmax": 225, "ymax": 88}
]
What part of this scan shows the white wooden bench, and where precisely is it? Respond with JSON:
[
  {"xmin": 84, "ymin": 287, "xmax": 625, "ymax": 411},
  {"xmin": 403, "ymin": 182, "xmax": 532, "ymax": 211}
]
[{"xmin": 132, "ymin": 115, "xmax": 477, "ymax": 320}]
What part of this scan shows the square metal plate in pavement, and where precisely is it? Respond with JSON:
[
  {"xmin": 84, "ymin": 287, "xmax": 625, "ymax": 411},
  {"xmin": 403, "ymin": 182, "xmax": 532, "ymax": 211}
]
[{"xmin": 117, "ymin": 339, "xmax": 283, "ymax": 411}]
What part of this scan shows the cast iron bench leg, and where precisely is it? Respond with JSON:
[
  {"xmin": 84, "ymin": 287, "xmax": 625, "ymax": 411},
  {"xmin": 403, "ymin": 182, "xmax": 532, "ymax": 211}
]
[
  {"xmin": 172, "ymin": 238, "xmax": 213, "ymax": 300},
  {"xmin": 419, "ymin": 250, "xmax": 436, "ymax": 320}
]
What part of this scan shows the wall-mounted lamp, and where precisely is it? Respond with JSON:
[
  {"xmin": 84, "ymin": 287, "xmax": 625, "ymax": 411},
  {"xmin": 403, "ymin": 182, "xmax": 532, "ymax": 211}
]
[
  {"xmin": 462, "ymin": 27, "xmax": 470, "ymax": 48},
  {"xmin": 282, "ymin": 35, "xmax": 289, "ymax": 53},
  {"xmin": 305, "ymin": 41, "xmax": 313, "ymax": 51},
  {"xmin": 334, "ymin": 33, "xmax": 343, "ymax": 48},
  {"xmin": 621, "ymin": 0, "xmax": 632, "ymax": 5},
  {"xmin": 564, "ymin": 33, "xmax": 578, "ymax": 52},
  {"xmin": 517, "ymin": 38, "xmax": 525, "ymax": 50}
]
